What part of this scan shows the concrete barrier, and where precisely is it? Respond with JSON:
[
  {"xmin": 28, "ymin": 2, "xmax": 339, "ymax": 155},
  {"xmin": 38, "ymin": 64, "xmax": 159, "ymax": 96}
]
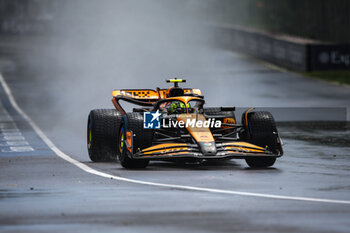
[
  {"xmin": 310, "ymin": 44, "xmax": 350, "ymax": 70},
  {"xmin": 215, "ymin": 26, "xmax": 350, "ymax": 71}
]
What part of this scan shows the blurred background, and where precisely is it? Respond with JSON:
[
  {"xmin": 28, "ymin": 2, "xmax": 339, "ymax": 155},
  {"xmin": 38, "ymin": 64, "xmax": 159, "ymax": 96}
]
[{"xmin": 1, "ymin": 0, "xmax": 349, "ymax": 42}]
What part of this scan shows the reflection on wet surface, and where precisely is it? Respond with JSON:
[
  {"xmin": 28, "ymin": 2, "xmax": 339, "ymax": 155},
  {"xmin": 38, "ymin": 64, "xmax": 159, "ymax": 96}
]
[
  {"xmin": 0, "ymin": 189, "xmax": 60, "ymax": 199},
  {"xmin": 278, "ymin": 122, "xmax": 350, "ymax": 147}
]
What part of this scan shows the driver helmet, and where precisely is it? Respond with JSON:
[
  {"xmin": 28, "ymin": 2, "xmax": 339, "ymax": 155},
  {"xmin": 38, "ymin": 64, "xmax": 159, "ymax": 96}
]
[{"xmin": 169, "ymin": 101, "xmax": 190, "ymax": 114}]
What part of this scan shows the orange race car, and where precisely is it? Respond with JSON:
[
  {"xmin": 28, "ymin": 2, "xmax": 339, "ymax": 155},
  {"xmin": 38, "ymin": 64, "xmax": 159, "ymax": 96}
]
[{"xmin": 87, "ymin": 79, "xmax": 283, "ymax": 169}]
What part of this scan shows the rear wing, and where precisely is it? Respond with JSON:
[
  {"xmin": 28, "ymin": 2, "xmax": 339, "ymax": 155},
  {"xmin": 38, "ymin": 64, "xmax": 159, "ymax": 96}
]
[
  {"xmin": 112, "ymin": 88, "xmax": 202, "ymax": 115},
  {"xmin": 112, "ymin": 89, "xmax": 160, "ymax": 100},
  {"xmin": 112, "ymin": 88, "xmax": 202, "ymax": 100}
]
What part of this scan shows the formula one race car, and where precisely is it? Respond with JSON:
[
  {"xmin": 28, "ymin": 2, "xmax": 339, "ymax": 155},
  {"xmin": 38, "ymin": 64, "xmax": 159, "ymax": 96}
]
[{"xmin": 87, "ymin": 79, "xmax": 283, "ymax": 169}]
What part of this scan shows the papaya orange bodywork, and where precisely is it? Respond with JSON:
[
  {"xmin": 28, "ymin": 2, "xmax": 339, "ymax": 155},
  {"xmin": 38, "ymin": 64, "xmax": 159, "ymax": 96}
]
[
  {"xmin": 112, "ymin": 89, "xmax": 202, "ymax": 100},
  {"xmin": 126, "ymin": 131, "xmax": 133, "ymax": 153},
  {"xmin": 142, "ymin": 143, "xmax": 190, "ymax": 157},
  {"xmin": 177, "ymin": 114, "xmax": 214, "ymax": 143}
]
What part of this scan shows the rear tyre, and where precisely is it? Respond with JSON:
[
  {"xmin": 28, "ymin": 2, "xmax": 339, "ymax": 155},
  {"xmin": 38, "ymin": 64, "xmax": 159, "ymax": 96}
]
[
  {"xmin": 118, "ymin": 113, "xmax": 152, "ymax": 169},
  {"xmin": 87, "ymin": 109, "xmax": 121, "ymax": 162},
  {"xmin": 242, "ymin": 111, "xmax": 280, "ymax": 168}
]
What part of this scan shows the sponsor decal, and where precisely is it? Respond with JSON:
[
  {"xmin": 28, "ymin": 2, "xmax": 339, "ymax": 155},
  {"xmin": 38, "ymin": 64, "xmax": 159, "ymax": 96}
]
[
  {"xmin": 318, "ymin": 52, "xmax": 330, "ymax": 64},
  {"xmin": 222, "ymin": 118, "xmax": 235, "ymax": 128},
  {"xmin": 203, "ymin": 142, "xmax": 213, "ymax": 146},
  {"xmin": 164, "ymin": 148, "xmax": 183, "ymax": 153},
  {"xmin": 330, "ymin": 51, "xmax": 350, "ymax": 66},
  {"xmin": 318, "ymin": 51, "xmax": 350, "ymax": 66}
]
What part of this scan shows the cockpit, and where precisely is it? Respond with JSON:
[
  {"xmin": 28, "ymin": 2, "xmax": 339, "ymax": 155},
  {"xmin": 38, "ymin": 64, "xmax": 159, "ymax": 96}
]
[{"xmin": 158, "ymin": 99, "xmax": 204, "ymax": 115}]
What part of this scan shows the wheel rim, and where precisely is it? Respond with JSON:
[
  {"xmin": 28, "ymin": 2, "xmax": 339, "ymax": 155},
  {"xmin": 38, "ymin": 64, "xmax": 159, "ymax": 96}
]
[
  {"xmin": 119, "ymin": 126, "xmax": 125, "ymax": 154},
  {"xmin": 87, "ymin": 116, "xmax": 92, "ymax": 149}
]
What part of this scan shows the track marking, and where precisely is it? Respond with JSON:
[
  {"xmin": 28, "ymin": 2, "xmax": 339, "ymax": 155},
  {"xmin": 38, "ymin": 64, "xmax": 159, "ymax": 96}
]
[
  {"xmin": 0, "ymin": 100, "xmax": 33, "ymax": 153},
  {"xmin": 1, "ymin": 73, "xmax": 350, "ymax": 205}
]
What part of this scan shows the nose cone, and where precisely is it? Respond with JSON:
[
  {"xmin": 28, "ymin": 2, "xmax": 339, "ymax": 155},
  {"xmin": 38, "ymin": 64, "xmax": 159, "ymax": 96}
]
[{"xmin": 198, "ymin": 141, "xmax": 217, "ymax": 156}]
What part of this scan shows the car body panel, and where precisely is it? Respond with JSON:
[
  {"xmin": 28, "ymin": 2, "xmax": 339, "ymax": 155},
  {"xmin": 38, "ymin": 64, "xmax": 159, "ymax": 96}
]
[{"xmin": 111, "ymin": 80, "xmax": 283, "ymax": 161}]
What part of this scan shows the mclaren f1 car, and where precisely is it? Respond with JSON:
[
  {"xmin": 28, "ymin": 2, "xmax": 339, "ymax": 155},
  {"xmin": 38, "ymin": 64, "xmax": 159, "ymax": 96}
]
[{"xmin": 87, "ymin": 79, "xmax": 283, "ymax": 169}]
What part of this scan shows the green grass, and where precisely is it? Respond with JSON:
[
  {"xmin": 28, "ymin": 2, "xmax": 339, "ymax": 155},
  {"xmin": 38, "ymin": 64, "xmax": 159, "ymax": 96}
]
[{"xmin": 304, "ymin": 71, "xmax": 350, "ymax": 85}]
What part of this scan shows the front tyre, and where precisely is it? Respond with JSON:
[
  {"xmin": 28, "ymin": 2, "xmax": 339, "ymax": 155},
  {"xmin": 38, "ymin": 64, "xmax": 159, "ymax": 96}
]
[
  {"xmin": 118, "ymin": 113, "xmax": 152, "ymax": 169},
  {"xmin": 87, "ymin": 109, "xmax": 121, "ymax": 162},
  {"xmin": 242, "ymin": 111, "xmax": 281, "ymax": 168}
]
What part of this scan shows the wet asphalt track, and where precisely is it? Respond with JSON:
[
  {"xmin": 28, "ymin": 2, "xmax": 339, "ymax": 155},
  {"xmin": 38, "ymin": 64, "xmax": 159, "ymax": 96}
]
[{"xmin": 1, "ymin": 38, "xmax": 350, "ymax": 233}]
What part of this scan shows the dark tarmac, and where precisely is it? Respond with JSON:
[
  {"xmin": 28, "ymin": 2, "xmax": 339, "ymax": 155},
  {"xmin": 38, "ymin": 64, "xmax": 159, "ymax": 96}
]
[{"xmin": 1, "ymin": 36, "xmax": 350, "ymax": 233}]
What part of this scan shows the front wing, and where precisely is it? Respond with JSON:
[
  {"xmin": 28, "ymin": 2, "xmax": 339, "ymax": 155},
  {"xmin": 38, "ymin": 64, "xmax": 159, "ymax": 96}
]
[{"xmin": 131, "ymin": 142, "xmax": 281, "ymax": 160}]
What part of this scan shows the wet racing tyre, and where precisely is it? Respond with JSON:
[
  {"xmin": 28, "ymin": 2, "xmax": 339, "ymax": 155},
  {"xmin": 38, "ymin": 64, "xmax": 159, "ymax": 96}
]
[
  {"xmin": 118, "ymin": 113, "xmax": 153, "ymax": 169},
  {"xmin": 243, "ymin": 111, "xmax": 280, "ymax": 168},
  {"xmin": 87, "ymin": 109, "xmax": 121, "ymax": 162}
]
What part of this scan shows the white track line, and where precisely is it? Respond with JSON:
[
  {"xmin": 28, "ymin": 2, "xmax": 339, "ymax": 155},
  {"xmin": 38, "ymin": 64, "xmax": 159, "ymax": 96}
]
[{"xmin": 1, "ymin": 73, "xmax": 350, "ymax": 205}]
